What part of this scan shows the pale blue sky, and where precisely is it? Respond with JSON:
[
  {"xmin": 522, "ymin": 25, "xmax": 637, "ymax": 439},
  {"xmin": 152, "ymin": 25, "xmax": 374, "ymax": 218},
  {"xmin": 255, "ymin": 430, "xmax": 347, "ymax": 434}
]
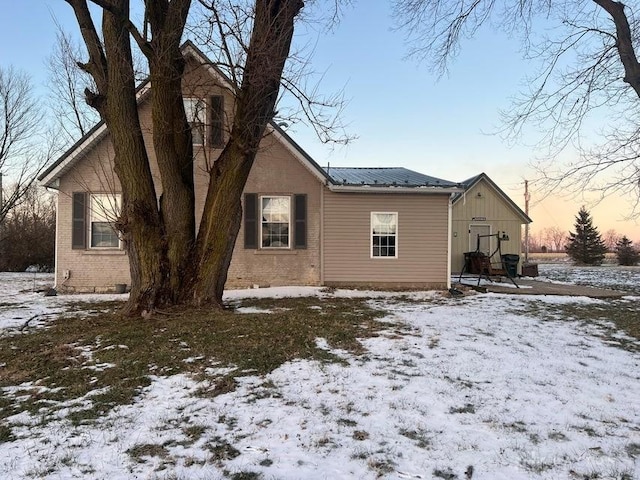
[{"xmin": 1, "ymin": 1, "xmax": 638, "ymax": 239}]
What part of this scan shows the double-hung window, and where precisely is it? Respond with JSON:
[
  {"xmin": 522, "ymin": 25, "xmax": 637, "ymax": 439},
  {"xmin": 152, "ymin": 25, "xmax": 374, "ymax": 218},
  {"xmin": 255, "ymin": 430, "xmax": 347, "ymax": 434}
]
[
  {"xmin": 184, "ymin": 98, "xmax": 206, "ymax": 145},
  {"xmin": 90, "ymin": 194, "xmax": 121, "ymax": 248},
  {"xmin": 371, "ymin": 212, "xmax": 397, "ymax": 258},
  {"xmin": 261, "ymin": 196, "xmax": 290, "ymax": 248}
]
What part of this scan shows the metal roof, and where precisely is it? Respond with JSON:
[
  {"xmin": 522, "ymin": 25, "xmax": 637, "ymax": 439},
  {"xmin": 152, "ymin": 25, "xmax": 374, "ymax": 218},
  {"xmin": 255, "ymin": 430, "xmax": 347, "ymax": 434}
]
[{"xmin": 323, "ymin": 167, "xmax": 458, "ymax": 188}]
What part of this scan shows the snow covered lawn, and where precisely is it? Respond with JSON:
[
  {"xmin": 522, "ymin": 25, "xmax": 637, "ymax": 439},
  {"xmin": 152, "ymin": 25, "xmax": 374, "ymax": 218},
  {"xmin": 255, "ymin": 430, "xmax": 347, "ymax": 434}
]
[{"xmin": 1, "ymin": 270, "xmax": 639, "ymax": 479}]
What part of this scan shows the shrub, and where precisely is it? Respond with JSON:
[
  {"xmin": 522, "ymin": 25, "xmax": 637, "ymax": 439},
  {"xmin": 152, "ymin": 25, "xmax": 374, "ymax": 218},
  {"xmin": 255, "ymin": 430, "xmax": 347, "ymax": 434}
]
[{"xmin": 615, "ymin": 236, "xmax": 639, "ymax": 266}]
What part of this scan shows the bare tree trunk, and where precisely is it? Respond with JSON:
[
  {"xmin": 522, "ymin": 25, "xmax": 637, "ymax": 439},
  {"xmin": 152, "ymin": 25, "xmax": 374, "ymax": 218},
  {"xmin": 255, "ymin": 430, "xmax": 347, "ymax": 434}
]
[
  {"xmin": 66, "ymin": 0, "xmax": 304, "ymax": 313},
  {"xmin": 145, "ymin": 0, "xmax": 195, "ymax": 300},
  {"xmin": 189, "ymin": 0, "xmax": 304, "ymax": 306},
  {"xmin": 593, "ymin": 0, "xmax": 640, "ymax": 98},
  {"xmin": 88, "ymin": 1, "xmax": 169, "ymax": 314}
]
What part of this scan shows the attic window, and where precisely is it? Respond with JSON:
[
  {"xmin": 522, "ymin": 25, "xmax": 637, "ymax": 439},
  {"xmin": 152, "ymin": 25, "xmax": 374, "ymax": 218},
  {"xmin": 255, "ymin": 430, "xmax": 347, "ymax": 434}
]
[{"xmin": 184, "ymin": 98, "xmax": 206, "ymax": 145}]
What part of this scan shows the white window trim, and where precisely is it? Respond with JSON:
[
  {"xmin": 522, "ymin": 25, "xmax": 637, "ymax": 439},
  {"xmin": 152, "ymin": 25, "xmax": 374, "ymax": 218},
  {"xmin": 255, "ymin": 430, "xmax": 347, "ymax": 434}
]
[
  {"xmin": 371, "ymin": 211, "xmax": 398, "ymax": 259},
  {"xmin": 184, "ymin": 97, "xmax": 206, "ymax": 146},
  {"xmin": 89, "ymin": 193, "xmax": 122, "ymax": 250},
  {"xmin": 260, "ymin": 195, "xmax": 291, "ymax": 250}
]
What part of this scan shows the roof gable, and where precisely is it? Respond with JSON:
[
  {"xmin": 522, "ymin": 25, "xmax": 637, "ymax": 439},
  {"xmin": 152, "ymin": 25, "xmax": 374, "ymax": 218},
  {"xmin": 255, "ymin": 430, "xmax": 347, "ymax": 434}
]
[
  {"xmin": 453, "ymin": 172, "xmax": 532, "ymax": 223},
  {"xmin": 39, "ymin": 40, "xmax": 330, "ymax": 188}
]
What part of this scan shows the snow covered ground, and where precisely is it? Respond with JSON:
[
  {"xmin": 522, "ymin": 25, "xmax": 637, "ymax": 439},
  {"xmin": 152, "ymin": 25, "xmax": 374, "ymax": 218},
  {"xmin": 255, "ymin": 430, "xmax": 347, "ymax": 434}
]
[
  {"xmin": 1, "ymin": 270, "xmax": 640, "ymax": 479},
  {"xmin": 0, "ymin": 272, "xmax": 127, "ymax": 332},
  {"xmin": 537, "ymin": 263, "xmax": 640, "ymax": 296}
]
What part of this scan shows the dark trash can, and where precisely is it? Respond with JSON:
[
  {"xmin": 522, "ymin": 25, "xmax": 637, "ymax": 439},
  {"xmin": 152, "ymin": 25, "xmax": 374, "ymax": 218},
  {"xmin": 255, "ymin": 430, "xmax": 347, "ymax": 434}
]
[
  {"xmin": 464, "ymin": 251, "xmax": 487, "ymax": 274},
  {"xmin": 501, "ymin": 254, "xmax": 520, "ymax": 278},
  {"xmin": 522, "ymin": 263, "xmax": 539, "ymax": 277}
]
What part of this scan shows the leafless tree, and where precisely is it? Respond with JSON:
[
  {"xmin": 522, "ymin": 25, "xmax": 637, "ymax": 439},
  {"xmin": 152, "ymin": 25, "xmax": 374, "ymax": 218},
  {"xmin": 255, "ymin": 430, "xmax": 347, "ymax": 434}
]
[
  {"xmin": 524, "ymin": 228, "xmax": 547, "ymax": 253},
  {"xmin": 0, "ymin": 185, "xmax": 56, "ymax": 272},
  {"xmin": 604, "ymin": 228, "xmax": 620, "ymax": 251},
  {"xmin": 0, "ymin": 67, "xmax": 50, "ymax": 224},
  {"xmin": 542, "ymin": 226, "xmax": 567, "ymax": 252},
  {"xmin": 45, "ymin": 21, "xmax": 151, "ymax": 148},
  {"xmin": 46, "ymin": 28, "xmax": 99, "ymax": 144},
  {"xmin": 63, "ymin": 0, "xmax": 345, "ymax": 315},
  {"xmin": 189, "ymin": 0, "xmax": 353, "ymax": 145},
  {"xmin": 393, "ymin": 0, "xmax": 640, "ymax": 215}
]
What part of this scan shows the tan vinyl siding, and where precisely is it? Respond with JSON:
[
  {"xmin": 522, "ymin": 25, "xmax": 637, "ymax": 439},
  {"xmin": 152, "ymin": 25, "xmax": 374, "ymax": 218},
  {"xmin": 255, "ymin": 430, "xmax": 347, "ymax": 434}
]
[
  {"xmin": 55, "ymin": 132, "xmax": 131, "ymax": 292},
  {"xmin": 451, "ymin": 179, "xmax": 526, "ymax": 273},
  {"xmin": 56, "ymin": 108, "xmax": 321, "ymax": 292},
  {"xmin": 54, "ymin": 67, "xmax": 322, "ymax": 291},
  {"xmin": 225, "ymin": 133, "xmax": 322, "ymax": 288},
  {"xmin": 323, "ymin": 192, "xmax": 450, "ymax": 287}
]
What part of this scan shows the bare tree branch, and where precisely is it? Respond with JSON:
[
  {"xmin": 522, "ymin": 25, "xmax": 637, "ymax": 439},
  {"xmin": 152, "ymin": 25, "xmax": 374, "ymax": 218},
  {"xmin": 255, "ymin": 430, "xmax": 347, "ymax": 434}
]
[
  {"xmin": 190, "ymin": 0, "xmax": 354, "ymax": 146},
  {"xmin": 65, "ymin": 0, "xmax": 109, "ymax": 109},
  {"xmin": 46, "ymin": 26, "xmax": 100, "ymax": 142},
  {"xmin": 393, "ymin": 0, "xmax": 640, "ymax": 218},
  {"xmin": 0, "ymin": 67, "xmax": 56, "ymax": 226}
]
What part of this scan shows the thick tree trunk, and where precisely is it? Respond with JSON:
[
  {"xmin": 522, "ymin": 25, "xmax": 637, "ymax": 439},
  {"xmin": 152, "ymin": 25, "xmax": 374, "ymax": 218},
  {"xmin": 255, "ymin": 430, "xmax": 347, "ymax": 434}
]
[
  {"xmin": 148, "ymin": 46, "xmax": 196, "ymax": 301},
  {"xmin": 146, "ymin": 0, "xmax": 195, "ymax": 301},
  {"xmin": 100, "ymin": 3, "xmax": 169, "ymax": 315},
  {"xmin": 594, "ymin": 0, "xmax": 640, "ymax": 98},
  {"xmin": 189, "ymin": 0, "xmax": 305, "ymax": 306},
  {"xmin": 68, "ymin": 0, "xmax": 304, "ymax": 313}
]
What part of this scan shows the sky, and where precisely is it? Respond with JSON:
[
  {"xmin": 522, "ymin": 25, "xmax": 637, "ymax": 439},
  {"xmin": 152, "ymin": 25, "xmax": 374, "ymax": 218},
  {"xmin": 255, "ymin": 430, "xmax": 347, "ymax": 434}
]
[
  {"xmin": 2, "ymin": 269, "xmax": 640, "ymax": 478},
  {"xmin": 1, "ymin": 1, "xmax": 639, "ymax": 240}
]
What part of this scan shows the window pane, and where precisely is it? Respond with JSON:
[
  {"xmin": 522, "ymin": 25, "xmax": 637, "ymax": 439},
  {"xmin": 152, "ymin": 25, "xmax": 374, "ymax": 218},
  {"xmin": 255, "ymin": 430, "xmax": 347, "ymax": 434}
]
[
  {"xmin": 261, "ymin": 196, "xmax": 290, "ymax": 248},
  {"xmin": 191, "ymin": 124, "xmax": 204, "ymax": 145},
  {"xmin": 372, "ymin": 212, "xmax": 397, "ymax": 257},
  {"xmin": 90, "ymin": 194, "xmax": 120, "ymax": 248},
  {"xmin": 183, "ymin": 98, "xmax": 206, "ymax": 123},
  {"xmin": 91, "ymin": 195, "xmax": 120, "ymax": 222},
  {"xmin": 183, "ymin": 98, "xmax": 206, "ymax": 145},
  {"xmin": 91, "ymin": 222, "xmax": 119, "ymax": 248}
]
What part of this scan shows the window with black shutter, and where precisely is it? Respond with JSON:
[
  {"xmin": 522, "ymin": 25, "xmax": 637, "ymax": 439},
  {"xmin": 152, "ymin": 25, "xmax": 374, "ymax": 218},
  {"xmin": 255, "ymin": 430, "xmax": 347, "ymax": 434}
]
[
  {"xmin": 209, "ymin": 95, "xmax": 224, "ymax": 147},
  {"xmin": 72, "ymin": 192, "xmax": 86, "ymax": 249},
  {"xmin": 294, "ymin": 194, "xmax": 307, "ymax": 249},
  {"xmin": 244, "ymin": 193, "xmax": 258, "ymax": 249}
]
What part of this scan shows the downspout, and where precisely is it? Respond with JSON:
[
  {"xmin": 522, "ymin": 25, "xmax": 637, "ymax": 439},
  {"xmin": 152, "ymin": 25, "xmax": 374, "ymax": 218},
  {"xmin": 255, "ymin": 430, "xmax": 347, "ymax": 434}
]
[
  {"xmin": 447, "ymin": 193, "xmax": 453, "ymax": 289},
  {"xmin": 319, "ymin": 181, "xmax": 325, "ymax": 285},
  {"xmin": 53, "ymin": 189, "xmax": 60, "ymax": 289}
]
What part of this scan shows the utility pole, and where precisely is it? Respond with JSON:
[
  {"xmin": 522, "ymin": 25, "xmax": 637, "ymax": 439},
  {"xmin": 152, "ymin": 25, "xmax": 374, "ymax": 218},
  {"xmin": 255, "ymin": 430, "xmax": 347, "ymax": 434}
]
[{"xmin": 524, "ymin": 180, "xmax": 530, "ymax": 264}]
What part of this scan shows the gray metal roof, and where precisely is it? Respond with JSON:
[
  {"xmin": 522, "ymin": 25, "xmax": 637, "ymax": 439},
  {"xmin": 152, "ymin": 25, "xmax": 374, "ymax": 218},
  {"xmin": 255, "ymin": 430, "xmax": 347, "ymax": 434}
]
[{"xmin": 323, "ymin": 167, "xmax": 458, "ymax": 187}]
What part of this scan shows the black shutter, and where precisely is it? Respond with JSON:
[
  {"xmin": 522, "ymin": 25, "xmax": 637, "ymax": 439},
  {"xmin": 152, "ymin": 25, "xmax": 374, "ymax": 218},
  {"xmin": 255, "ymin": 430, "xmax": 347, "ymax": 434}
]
[
  {"xmin": 294, "ymin": 194, "xmax": 307, "ymax": 249},
  {"xmin": 72, "ymin": 192, "xmax": 86, "ymax": 249},
  {"xmin": 244, "ymin": 193, "xmax": 258, "ymax": 249},
  {"xmin": 209, "ymin": 95, "xmax": 224, "ymax": 147}
]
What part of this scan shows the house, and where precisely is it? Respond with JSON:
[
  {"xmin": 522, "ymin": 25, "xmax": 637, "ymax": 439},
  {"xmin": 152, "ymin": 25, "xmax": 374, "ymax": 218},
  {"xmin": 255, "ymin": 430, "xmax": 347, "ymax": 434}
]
[
  {"xmin": 450, "ymin": 173, "xmax": 532, "ymax": 274},
  {"xmin": 38, "ymin": 42, "xmax": 464, "ymax": 293}
]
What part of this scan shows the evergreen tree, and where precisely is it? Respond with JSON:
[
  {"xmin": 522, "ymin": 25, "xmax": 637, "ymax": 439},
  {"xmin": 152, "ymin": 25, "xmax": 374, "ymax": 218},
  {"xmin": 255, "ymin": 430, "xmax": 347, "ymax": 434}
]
[
  {"xmin": 615, "ymin": 236, "xmax": 640, "ymax": 266},
  {"xmin": 565, "ymin": 207, "xmax": 608, "ymax": 265}
]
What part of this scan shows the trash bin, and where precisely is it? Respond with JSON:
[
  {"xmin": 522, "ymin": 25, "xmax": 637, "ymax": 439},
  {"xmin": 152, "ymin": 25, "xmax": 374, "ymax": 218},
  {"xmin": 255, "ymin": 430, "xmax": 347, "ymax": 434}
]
[
  {"xmin": 521, "ymin": 263, "xmax": 539, "ymax": 277},
  {"xmin": 464, "ymin": 251, "xmax": 486, "ymax": 274},
  {"xmin": 501, "ymin": 254, "xmax": 520, "ymax": 278}
]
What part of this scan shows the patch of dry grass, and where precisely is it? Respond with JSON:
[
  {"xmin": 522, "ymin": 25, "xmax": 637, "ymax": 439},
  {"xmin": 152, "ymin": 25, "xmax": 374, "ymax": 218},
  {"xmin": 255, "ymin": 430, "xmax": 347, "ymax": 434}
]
[{"xmin": 0, "ymin": 296, "xmax": 395, "ymax": 426}]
